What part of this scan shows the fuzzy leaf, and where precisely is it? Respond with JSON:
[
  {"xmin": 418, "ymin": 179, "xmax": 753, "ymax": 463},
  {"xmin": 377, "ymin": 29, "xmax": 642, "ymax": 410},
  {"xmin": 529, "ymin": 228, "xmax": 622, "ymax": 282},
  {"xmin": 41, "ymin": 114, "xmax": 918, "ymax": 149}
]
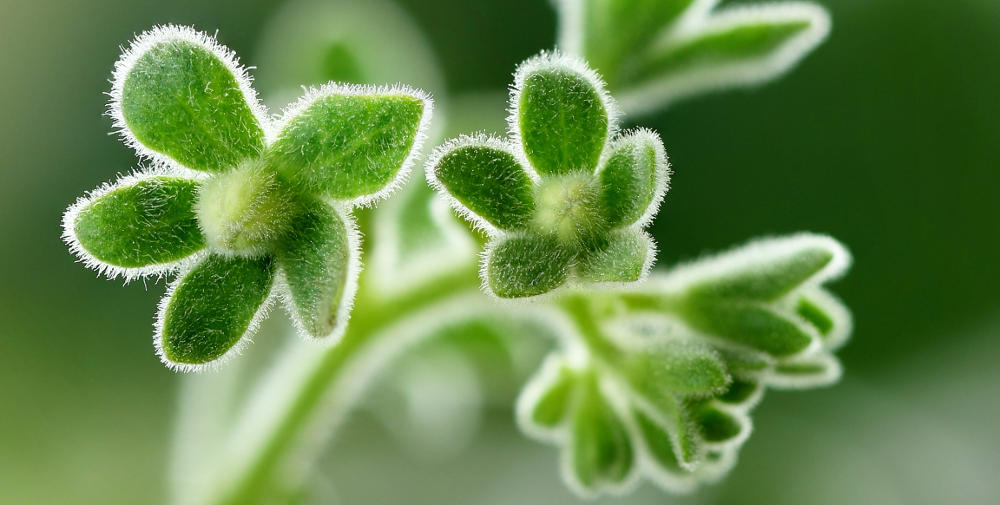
[
  {"xmin": 487, "ymin": 234, "xmax": 573, "ymax": 298},
  {"xmin": 119, "ymin": 35, "xmax": 264, "ymax": 172},
  {"xmin": 271, "ymin": 89, "xmax": 426, "ymax": 200},
  {"xmin": 530, "ymin": 364, "xmax": 577, "ymax": 428},
  {"xmin": 516, "ymin": 64, "xmax": 609, "ymax": 175},
  {"xmin": 71, "ymin": 177, "xmax": 204, "ymax": 269},
  {"xmin": 633, "ymin": 408, "xmax": 692, "ymax": 475},
  {"xmin": 688, "ymin": 246, "xmax": 834, "ymax": 302},
  {"xmin": 691, "ymin": 402, "xmax": 744, "ymax": 443},
  {"xmin": 598, "ymin": 130, "xmax": 666, "ymax": 228},
  {"xmin": 633, "ymin": 18, "xmax": 814, "ymax": 85},
  {"xmin": 160, "ymin": 254, "xmax": 275, "ymax": 366},
  {"xmin": 796, "ymin": 295, "xmax": 834, "ymax": 335},
  {"xmin": 570, "ymin": 376, "xmax": 635, "ymax": 489},
  {"xmin": 573, "ymin": 0, "xmax": 695, "ymax": 82},
  {"xmin": 432, "ymin": 143, "xmax": 535, "ymax": 230},
  {"xmin": 683, "ymin": 301, "xmax": 813, "ymax": 357},
  {"xmin": 576, "ymin": 229, "xmax": 652, "ymax": 283},
  {"xmin": 276, "ymin": 199, "xmax": 353, "ymax": 339},
  {"xmin": 624, "ymin": 340, "xmax": 729, "ymax": 397}
]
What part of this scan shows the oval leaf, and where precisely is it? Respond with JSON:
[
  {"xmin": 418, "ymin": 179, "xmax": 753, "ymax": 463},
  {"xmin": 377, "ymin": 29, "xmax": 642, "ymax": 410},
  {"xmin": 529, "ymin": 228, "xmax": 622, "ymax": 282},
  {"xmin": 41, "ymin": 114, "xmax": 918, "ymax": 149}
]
[
  {"xmin": 431, "ymin": 141, "xmax": 535, "ymax": 231},
  {"xmin": 118, "ymin": 27, "xmax": 265, "ymax": 172},
  {"xmin": 515, "ymin": 56, "xmax": 610, "ymax": 176},
  {"xmin": 271, "ymin": 86, "xmax": 428, "ymax": 200},
  {"xmin": 276, "ymin": 199, "xmax": 355, "ymax": 339},
  {"xmin": 486, "ymin": 234, "xmax": 573, "ymax": 298},
  {"xmin": 70, "ymin": 176, "xmax": 204, "ymax": 271},
  {"xmin": 159, "ymin": 254, "xmax": 275, "ymax": 367}
]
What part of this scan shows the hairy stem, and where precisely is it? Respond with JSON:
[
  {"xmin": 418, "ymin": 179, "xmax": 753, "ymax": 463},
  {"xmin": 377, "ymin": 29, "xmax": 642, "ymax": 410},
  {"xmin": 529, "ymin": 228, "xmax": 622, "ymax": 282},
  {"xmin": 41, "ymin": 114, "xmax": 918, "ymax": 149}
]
[{"xmin": 190, "ymin": 265, "xmax": 481, "ymax": 505}]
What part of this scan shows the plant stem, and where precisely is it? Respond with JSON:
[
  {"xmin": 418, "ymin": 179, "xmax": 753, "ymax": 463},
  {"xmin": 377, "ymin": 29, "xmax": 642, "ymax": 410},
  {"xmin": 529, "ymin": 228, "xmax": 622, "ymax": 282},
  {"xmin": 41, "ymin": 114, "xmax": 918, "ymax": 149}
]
[{"xmin": 206, "ymin": 266, "xmax": 481, "ymax": 505}]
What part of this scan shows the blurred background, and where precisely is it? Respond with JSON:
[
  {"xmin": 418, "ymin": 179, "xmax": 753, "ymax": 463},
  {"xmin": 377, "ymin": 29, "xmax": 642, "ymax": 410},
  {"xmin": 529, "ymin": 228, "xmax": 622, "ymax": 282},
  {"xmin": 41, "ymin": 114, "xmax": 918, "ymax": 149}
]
[{"xmin": 1, "ymin": 0, "xmax": 998, "ymax": 503}]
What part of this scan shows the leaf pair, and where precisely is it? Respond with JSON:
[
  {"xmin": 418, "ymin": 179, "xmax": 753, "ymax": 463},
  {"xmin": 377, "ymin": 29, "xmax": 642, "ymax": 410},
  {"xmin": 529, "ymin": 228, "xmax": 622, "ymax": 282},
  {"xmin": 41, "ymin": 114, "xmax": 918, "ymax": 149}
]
[
  {"xmin": 518, "ymin": 233, "xmax": 851, "ymax": 495},
  {"xmin": 63, "ymin": 26, "xmax": 431, "ymax": 370},
  {"xmin": 428, "ymin": 52, "xmax": 670, "ymax": 298},
  {"xmin": 554, "ymin": 0, "xmax": 831, "ymax": 113}
]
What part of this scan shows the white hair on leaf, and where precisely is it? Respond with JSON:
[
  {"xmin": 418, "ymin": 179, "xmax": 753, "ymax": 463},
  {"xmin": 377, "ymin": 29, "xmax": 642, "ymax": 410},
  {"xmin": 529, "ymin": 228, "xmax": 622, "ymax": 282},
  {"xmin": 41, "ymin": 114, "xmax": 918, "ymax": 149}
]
[
  {"xmin": 271, "ymin": 81, "xmax": 435, "ymax": 209},
  {"xmin": 424, "ymin": 133, "xmax": 533, "ymax": 237},
  {"xmin": 618, "ymin": 2, "xmax": 831, "ymax": 114},
  {"xmin": 152, "ymin": 255, "xmax": 279, "ymax": 374},
  {"xmin": 273, "ymin": 200, "xmax": 363, "ymax": 347},
  {"xmin": 108, "ymin": 24, "xmax": 270, "ymax": 171},
  {"xmin": 61, "ymin": 163, "xmax": 207, "ymax": 283},
  {"xmin": 507, "ymin": 49, "xmax": 624, "ymax": 176}
]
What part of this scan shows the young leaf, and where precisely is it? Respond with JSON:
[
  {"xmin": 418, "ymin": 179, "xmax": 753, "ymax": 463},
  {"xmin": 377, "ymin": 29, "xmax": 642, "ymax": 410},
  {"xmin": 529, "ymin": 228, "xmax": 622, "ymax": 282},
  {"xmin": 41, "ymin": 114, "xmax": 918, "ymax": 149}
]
[
  {"xmin": 429, "ymin": 138, "xmax": 535, "ymax": 231},
  {"xmin": 486, "ymin": 234, "xmax": 573, "ymax": 298},
  {"xmin": 576, "ymin": 229, "xmax": 653, "ymax": 283},
  {"xmin": 114, "ymin": 26, "xmax": 266, "ymax": 172},
  {"xmin": 569, "ymin": 376, "xmax": 635, "ymax": 490},
  {"xmin": 597, "ymin": 129, "xmax": 669, "ymax": 228},
  {"xmin": 561, "ymin": 0, "xmax": 696, "ymax": 83},
  {"xmin": 529, "ymin": 363, "xmax": 577, "ymax": 428},
  {"xmin": 624, "ymin": 339, "xmax": 729, "ymax": 397},
  {"xmin": 276, "ymin": 199, "xmax": 357, "ymax": 340},
  {"xmin": 683, "ymin": 301, "xmax": 814, "ymax": 357},
  {"xmin": 158, "ymin": 254, "xmax": 275, "ymax": 369},
  {"xmin": 66, "ymin": 176, "xmax": 204, "ymax": 275},
  {"xmin": 514, "ymin": 54, "xmax": 613, "ymax": 175},
  {"xmin": 270, "ymin": 84, "xmax": 431, "ymax": 202},
  {"xmin": 687, "ymin": 244, "xmax": 835, "ymax": 301},
  {"xmin": 553, "ymin": 1, "xmax": 831, "ymax": 114}
]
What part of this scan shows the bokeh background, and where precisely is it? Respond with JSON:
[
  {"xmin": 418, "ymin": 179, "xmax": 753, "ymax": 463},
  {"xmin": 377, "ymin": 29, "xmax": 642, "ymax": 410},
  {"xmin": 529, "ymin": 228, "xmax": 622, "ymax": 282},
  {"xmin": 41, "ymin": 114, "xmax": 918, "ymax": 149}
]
[{"xmin": 1, "ymin": 0, "xmax": 998, "ymax": 503}]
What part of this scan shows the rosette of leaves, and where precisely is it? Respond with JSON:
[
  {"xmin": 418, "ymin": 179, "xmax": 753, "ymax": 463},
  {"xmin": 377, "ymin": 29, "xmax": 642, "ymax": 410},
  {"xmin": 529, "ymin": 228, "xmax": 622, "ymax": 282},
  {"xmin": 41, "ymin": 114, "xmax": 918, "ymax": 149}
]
[
  {"xmin": 61, "ymin": 26, "xmax": 432, "ymax": 370},
  {"xmin": 517, "ymin": 233, "xmax": 851, "ymax": 495},
  {"xmin": 553, "ymin": 0, "xmax": 831, "ymax": 113},
  {"xmin": 427, "ymin": 52, "xmax": 670, "ymax": 298}
]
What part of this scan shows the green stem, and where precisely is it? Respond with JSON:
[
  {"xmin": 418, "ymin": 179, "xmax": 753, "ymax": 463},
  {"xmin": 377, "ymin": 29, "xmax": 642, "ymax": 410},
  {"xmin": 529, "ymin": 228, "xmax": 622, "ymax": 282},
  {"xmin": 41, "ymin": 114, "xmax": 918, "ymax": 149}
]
[{"xmin": 210, "ymin": 266, "xmax": 481, "ymax": 505}]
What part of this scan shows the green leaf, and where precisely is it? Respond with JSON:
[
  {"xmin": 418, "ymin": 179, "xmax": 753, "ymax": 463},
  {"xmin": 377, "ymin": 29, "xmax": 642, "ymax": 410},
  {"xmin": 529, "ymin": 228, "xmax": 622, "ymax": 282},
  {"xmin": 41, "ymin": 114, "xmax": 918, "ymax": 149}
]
[
  {"xmin": 688, "ymin": 245, "xmax": 834, "ymax": 302},
  {"xmin": 486, "ymin": 234, "xmax": 573, "ymax": 298},
  {"xmin": 431, "ymin": 140, "xmax": 535, "ymax": 230},
  {"xmin": 683, "ymin": 301, "xmax": 814, "ymax": 357},
  {"xmin": 716, "ymin": 379, "xmax": 761, "ymax": 406},
  {"xmin": 515, "ymin": 57, "xmax": 610, "ymax": 175},
  {"xmin": 692, "ymin": 402, "xmax": 745, "ymax": 444},
  {"xmin": 117, "ymin": 27, "xmax": 265, "ymax": 172},
  {"xmin": 633, "ymin": 408, "xmax": 692, "ymax": 475},
  {"xmin": 633, "ymin": 17, "xmax": 814, "ymax": 84},
  {"xmin": 770, "ymin": 354, "xmax": 841, "ymax": 387},
  {"xmin": 276, "ymin": 199, "xmax": 354, "ymax": 339},
  {"xmin": 598, "ymin": 129, "xmax": 667, "ymax": 228},
  {"xmin": 270, "ymin": 86, "xmax": 429, "ymax": 201},
  {"xmin": 570, "ymin": 376, "xmax": 634, "ymax": 489},
  {"xmin": 529, "ymin": 363, "xmax": 577, "ymax": 428},
  {"xmin": 624, "ymin": 339, "xmax": 729, "ymax": 397},
  {"xmin": 68, "ymin": 176, "xmax": 204, "ymax": 272},
  {"xmin": 797, "ymin": 295, "xmax": 834, "ymax": 335},
  {"xmin": 572, "ymin": 0, "xmax": 696, "ymax": 83},
  {"xmin": 576, "ymin": 229, "xmax": 652, "ymax": 283},
  {"xmin": 159, "ymin": 254, "xmax": 275, "ymax": 368}
]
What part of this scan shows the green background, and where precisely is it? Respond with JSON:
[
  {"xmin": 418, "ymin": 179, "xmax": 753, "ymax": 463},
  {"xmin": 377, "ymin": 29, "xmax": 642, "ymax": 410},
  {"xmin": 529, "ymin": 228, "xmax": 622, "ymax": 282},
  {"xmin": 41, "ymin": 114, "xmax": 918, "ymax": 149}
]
[{"xmin": 1, "ymin": 0, "xmax": 997, "ymax": 503}]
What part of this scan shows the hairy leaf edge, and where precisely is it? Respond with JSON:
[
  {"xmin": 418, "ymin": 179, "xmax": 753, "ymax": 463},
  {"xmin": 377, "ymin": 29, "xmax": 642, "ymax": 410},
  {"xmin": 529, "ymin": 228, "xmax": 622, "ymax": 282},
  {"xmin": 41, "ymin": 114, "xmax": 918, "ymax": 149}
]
[
  {"xmin": 272, "ymin": 82, "xmax": 434, "ymax": 208},
  {"xmin": 272, "ymin": 202, "xmax": 363, "ymax": 345},
  {"xmin": 152, "ymin": 254, "xmax": 279, "ymax": 373},
  {"xmin": 108, "ymin": 25, "xmax": 270, "ymax": 171},
  {"xmin": 616, "ymin": 2, "xmax": 831, "ymax": 114},
  {"xmin": 61, "ymin": 165, "xmax": 207, "ymax": 282},
  {"xmin": 507, "ymin": 50, "xmax": 624, "ymax": 177}
]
